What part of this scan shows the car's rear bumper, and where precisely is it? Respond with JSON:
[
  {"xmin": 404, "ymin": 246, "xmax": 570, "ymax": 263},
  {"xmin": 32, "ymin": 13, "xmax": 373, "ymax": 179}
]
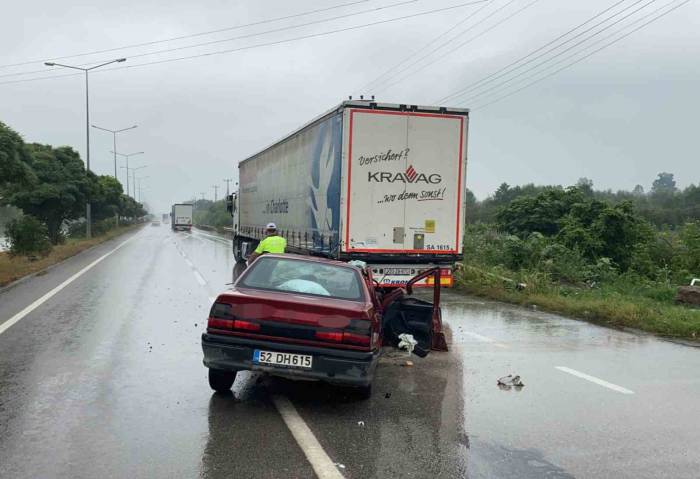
[{"xmin": 202, "ymin": 333, "xmax": 379, "ymax": 387}]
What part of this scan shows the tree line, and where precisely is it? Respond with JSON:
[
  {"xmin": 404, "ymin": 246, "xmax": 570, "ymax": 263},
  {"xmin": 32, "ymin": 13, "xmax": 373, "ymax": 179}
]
[
  {"xmin": 0, "ymin": 121, "xmax": 146, "ymax": 254},
  {"xmin": 463, "ymin": 174, "xmax": 700, "ymax": 287}
]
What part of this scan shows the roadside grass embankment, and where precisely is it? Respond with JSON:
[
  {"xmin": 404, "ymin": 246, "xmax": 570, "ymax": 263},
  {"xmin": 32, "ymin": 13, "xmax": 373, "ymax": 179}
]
[
  {"xmin": 0, "ymin": 224, "xmax": 142, "ymax": 287},
  {"xmin": 456, "ymin": 265, "xmax": 700, "ymax": 340}
]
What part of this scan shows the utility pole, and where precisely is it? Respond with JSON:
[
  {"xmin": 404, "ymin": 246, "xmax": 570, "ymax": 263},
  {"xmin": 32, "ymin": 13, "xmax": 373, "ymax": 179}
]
[
  {"xmin": 212, "ymin": 185, "xmax": 219, "ymax": 202},
  {"xmin": 223, "ymin": 178, "xmax": 233, "ymax": 196}
]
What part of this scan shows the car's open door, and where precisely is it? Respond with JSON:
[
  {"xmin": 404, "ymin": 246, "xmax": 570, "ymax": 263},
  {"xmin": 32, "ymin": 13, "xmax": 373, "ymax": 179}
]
[{"xmin": 381, "ymin": 267, "xmax": 448, "ymax": 353}]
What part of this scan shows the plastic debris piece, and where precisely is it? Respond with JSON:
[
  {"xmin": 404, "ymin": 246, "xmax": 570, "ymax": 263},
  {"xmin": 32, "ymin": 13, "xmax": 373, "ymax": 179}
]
[
  {"xmin": 357, "ymin": 421, "xmax": 365, "ymax": 427},
  {"xmin": 398, "ymin": 333, "xmax": 417, "ymax": 354},
  {"xmin": 497, "ymin": 374, "xmax": 524, "ymax": 388},
  {"xmin": 334, "ymin": 463, "xmax": 346, "ymax": 469},
  {"xmin": 348, "ymin": 260, "xmax": 367, "ymax": 269},
  {"xmin": 403, "ymin": 360, "xmax": 414, "ymax": 367}
]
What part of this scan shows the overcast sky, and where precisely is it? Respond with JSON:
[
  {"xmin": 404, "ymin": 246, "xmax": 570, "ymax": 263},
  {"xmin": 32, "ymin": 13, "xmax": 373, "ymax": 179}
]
[{"xmin": 1, "ymin": 0, "xmax": 698, "ymax": 213}]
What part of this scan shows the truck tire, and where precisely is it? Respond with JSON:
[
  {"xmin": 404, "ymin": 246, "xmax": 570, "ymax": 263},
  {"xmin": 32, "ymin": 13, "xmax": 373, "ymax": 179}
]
[
  {"xmin": 233, "ymin": 238, "xmax": 246, "ymax": 264},
  {"xmin": 208, "ymin": 369, "xmax": 237, "ymax": 392}
]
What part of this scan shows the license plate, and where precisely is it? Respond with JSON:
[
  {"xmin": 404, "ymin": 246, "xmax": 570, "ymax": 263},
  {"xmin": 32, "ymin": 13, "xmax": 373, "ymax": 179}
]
[
  {"xmin": 253, "ymin": 350, "xmax": 312, "ymax": 369},
  {"xmin": 383, "ymin": 268, "xmax": 416, "ymax": 275}
]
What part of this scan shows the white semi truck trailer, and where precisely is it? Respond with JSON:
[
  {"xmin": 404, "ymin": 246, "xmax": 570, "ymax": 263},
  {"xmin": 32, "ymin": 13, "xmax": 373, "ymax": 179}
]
[
  {"xmin": 227, "ymin": 100, "xmax": 469, "ymax": 287},
  {"xmin": 171, "ymin": 203, "xmax": 193, "ymax": 232}
]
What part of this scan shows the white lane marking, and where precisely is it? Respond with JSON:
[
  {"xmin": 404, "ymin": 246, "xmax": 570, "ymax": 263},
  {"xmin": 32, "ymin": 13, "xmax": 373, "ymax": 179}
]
[
  {"xmin": 185, "ymin": 258, "xmax": 194, "ymax": 268},
  {"xmin": 193, "ymin": 270, "xmax": 207, "ymax": 286},
  {"xmin": 555, "ymin": 366, "xmax": 635, "ymax": 395},
  {"xmin": 461, "ymin": 331, "xmax": 508, "ymax": 348},
  {"xmin": 272, "ymin": 395, "xmax": 345, "ymax": 479},
  {"xmin": 0, "ymin": 233, "xmax": 140, "ymax": 337}
]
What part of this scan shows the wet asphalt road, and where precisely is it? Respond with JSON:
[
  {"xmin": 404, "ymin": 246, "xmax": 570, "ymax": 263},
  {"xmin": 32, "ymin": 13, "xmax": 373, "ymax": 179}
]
[{"xmin": 1, "ymin": 225, "xmax": 699, "ymax": 478}]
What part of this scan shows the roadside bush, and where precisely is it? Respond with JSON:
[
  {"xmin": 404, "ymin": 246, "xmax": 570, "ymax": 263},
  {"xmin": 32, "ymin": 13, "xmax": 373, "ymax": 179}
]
[{"xmin": 6, "ymin": 215, "xmax": 52, "ymax": 257}]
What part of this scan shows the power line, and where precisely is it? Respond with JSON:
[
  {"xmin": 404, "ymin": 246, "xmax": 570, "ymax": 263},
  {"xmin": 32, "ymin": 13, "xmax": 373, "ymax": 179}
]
[
  {"xmin": 0, "ymin": 1, "xmax": 488, "ymax": 86},
  {"xmin": 0, "ymin": 0, "xmax": 370, "ymax": 69},
  {"xmin": 371, "ymin": 0, "xmax": 541, "ymax": 94},
  {"xmin": 365, "ymin": 0, "xmax": 521, "ymax": 94},
  {"xmin": 0, "ymin": 0, "xmax": 420, "ymax": 80},
  {"xmin": 453, "ymin": 0, "xmax": 662, "ymax": 105},
  {"xmin": 470, "ymin": 0, "xmax": 691, "ymax": 110},
  {"xmin": 437, "ymin": 0, "xmax": 631, "ymax": 103},
  {"xmin": 356, "ymin": 0, "xmax": 496, "ymax": 94}
]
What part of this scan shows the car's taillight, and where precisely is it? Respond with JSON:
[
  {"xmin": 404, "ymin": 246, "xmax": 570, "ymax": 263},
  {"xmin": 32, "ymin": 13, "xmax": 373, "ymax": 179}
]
[
  {"xmin": 208, "ymin": 317, "xmax": 234, "ymax": 329},
  {"xmin": 315, "ymin": 331, "xmax": 343, "ymax": 342},
  {"xmin": 209, "ymin": 302, "xmax": 261, "ymax": 332},
  {"xmin": 233, "ymin": 320, "xmax": 261, "ymax": 332},
  {"xmin": 314, "ymin": 329, "xmax": 371, "ymax": 346},
  {"xmin": 342, "ymin": 332, "xmax": 371, "ymax": 346}
]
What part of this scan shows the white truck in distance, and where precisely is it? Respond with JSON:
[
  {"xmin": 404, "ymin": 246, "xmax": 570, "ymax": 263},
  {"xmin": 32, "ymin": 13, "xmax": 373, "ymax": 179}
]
[
  {"xmin": 227, "ymin": 100, "xmax": 469, "ymax": 287},
  {"xmin": 171, "ymin": 203, "xmax": 193, "ymax": 232}
]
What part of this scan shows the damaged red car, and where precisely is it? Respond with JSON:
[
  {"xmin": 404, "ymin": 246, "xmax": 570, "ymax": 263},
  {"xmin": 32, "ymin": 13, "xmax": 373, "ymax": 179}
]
[{"xmin": 201, "ymin": 254, "xmax": 446, "ymax": 398}]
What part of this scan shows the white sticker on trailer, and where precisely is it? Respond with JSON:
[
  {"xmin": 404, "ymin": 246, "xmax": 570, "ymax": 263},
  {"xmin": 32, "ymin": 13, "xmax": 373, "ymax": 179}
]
[{"xmin": 344, "ymin": 109, "xmax": 465, "ymax": 254}]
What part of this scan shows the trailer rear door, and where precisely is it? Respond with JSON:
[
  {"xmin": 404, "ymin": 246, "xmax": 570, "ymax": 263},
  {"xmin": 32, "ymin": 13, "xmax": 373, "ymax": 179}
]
[{"xmin": 342, "ymin": 108, "xmax": 466, "ymax": 255}]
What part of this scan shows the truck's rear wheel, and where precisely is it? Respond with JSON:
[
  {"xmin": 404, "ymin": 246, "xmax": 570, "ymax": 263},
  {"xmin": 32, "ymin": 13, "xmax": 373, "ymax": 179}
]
[
  {"xmin": 233, "ymin": 238, "xmax": 246, "ymax": 264},
  {"xmin": 208, "ymin": 369, "xmax": 237, "ymax": 392}
]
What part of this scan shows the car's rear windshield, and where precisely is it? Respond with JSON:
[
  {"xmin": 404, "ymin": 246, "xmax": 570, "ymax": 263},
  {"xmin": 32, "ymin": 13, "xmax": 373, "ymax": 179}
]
[{"xmin": 239, "ymin": 257, "xmax": 365, "ymax": 301}]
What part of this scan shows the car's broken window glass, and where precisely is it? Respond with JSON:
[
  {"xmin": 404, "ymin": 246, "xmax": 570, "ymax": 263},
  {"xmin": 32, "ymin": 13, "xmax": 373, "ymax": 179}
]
[{"xmin": 240, "ymin": 257, "xmax": 364, "ymax": 301}]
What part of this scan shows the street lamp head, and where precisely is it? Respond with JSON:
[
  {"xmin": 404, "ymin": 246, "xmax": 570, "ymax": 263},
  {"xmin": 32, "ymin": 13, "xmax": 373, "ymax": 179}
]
[{"xmin": 44, "ymin": 62, "xmax": 55, "ymax": 66}]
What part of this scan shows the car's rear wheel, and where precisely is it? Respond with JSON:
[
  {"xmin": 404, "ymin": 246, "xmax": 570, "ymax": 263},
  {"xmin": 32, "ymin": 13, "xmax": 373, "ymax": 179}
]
[{"xmin": 208, "ymin": 369, "xmax": 237, "ymax": 392}]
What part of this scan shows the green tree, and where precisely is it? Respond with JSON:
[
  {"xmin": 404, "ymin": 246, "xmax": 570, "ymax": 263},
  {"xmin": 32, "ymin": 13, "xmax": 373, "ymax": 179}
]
[
  {"xmin": 8, "ymin": 144, "xmax": 89, "ymax": 243},
  {"xmin": 6, "ymin": 215, "xmax": 52, "ymax": 257},
  {"xmin": 496, "ymin": 187, "xmax": 585, "ymax": 237},
  {"xmin": 92, "ymin": 176, "xmax": 124, "ymax": 221},
  {"xmin": 0, "ymin": 122, "xmax": 35, "ymax": 200},
  {"xmin": 651, "ymin": 172, "xmax": 677, "ymax": 194}
]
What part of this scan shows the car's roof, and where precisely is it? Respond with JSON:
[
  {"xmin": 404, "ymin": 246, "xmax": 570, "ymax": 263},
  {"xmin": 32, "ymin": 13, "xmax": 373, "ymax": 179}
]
[{"xmin": 258, "ymin": 253, "xmax": 361, "ymax": 270}]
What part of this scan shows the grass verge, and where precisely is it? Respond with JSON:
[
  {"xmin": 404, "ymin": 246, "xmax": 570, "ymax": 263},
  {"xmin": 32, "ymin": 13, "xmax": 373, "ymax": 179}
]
[
  {"xmin": 0, "ymin": 224, "xmax": 141, "ymax": 287},
  {"xmin": 456, "ymin": 266, "xmax": 700, "ymax": 340}
]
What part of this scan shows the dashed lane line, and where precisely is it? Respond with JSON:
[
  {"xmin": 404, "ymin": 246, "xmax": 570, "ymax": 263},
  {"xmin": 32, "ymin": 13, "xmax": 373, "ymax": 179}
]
[
  {"xmin": 193, "ymin": 271, "xmax": 207, "ymax": 286},
  {"xmin": 555, "ymin": 366, "xmax": 635, "ymax": 395},
  {"xmin": 272, "ymin": 395, "xmax": 345, "ymax": 479},
  {"xmin": 0, "ymin": 232, "xmax": 140, "ymax": 337}
]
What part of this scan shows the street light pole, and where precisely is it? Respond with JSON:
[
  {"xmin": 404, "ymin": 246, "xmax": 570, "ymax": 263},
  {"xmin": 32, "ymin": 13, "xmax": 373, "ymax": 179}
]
[
  {"xmin": 113, "ymin": 151, "xmax": 144, "ymax": 197},
  {"xmin": 45, "ymin": 58, "xmax": 126, "ymax": 239},
  {"xmin": 212, "ymin": 185, "xmax": 219, "ymax": 202},
  {"xmin": 136, "ymin": 176, "xmax": 149, "ymax": 202},
  {"xmin": 131, "ymin": 166, "xmax": 147, "ymax": 201},
  {"xmin": 92, "ymin": 124, "xmax": 138, "ymax": 179}
]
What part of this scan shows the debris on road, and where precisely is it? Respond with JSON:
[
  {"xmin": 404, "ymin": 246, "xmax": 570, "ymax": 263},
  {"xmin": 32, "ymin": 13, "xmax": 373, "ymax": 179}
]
[
  {"xmin": 334, "ymin": 463, "xmax": 346, "ymax": 469},
  {"xmin": 398, "ymin": 333, "xmax": 417, "ymax": 354},
  {"xmin": 402, "ymin": 360, "xmax": 414, "ymax": 367},
  {"xmin": 497, "ymin": 374, "xmax": 524, "ymax": 389},
  {"xmin": 357, "ymin": 421, "xmax": 365, "ymax": 427}
]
